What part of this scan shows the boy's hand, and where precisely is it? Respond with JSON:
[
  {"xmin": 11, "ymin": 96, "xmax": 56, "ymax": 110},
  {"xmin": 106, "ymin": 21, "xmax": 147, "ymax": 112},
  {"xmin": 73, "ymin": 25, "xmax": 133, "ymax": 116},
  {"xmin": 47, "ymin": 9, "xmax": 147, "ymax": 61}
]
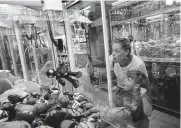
[
  {"xmin": 131, "ymin": 105, "xmax": 138, "ymax": 111},
  {"xmin": 140, "ymin": 87, "xmax": 147, "ymax": 97}
]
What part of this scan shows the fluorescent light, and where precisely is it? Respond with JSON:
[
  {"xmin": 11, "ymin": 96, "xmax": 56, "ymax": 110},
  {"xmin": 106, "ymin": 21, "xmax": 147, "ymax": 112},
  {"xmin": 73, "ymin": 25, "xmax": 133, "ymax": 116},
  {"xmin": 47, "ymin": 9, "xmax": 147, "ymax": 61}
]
[
  {"xmin": 166, "ymin": 0, "xmax": 174, "ymax": 5},
  {"xmin": 69, "ymin": 15, "xmax": 73, "ymax": 18},
  {"xmin": 146, "ymin": 14, "xmax": 163, "ymax": 20},
  {"xmin": 0, "ymin": 4, "xmax": 8, "ymax": 7},
  {"xmin": 82, "ymin": 6, "xmax": 90, "ymax": 11}
]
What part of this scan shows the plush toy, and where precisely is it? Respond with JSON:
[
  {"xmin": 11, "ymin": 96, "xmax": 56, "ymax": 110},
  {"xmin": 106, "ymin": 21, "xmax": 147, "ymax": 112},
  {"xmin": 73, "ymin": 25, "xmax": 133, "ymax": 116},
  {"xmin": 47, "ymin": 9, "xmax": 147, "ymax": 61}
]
[
  {"xmin": 0, "ymin": 79, "xmax": 13, "ymax": 95},
  {"xmin": 0, "ymin": 121, "xmax": 31, "ymax": 128},
  {"xmin": 15, "ymin": 104, "xmax": 36, "ymax": 124},
  {"xmin": 0, "ymin": 70, "xmax": 17, "ymax": 85}
]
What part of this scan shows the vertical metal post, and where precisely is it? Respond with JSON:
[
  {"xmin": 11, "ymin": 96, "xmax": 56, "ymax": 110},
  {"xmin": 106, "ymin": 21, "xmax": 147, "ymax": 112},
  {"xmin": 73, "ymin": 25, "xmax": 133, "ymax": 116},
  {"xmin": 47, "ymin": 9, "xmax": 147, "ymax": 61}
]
[
  {"xmin": 63, "ymin": 10, "xmax": 76, "ymax": 72},
  {"xmin": 46, "ymin": 11, "xmax": 60, "ymax": 91},
  {"xmin": 109, "ymin": 10, "xmax": 113, "ymax": 46},
  {"xmin": 32, "ymin": 45, "xmax": 41, "ymax": 85},
  {"xmin": 63, "ymin": 10, "xmax": 76, "ymax": 93},
  {"xmin": 13, "ymin": 20, "xmax": 29, "ymax": 81},
  {"xmin": 0, "ymin": 34, "xmax": 6, "ymax": 70},
  {"xmin": 100, "ymin": 0, "xmax": 113, "ymax": 108},
  {"xmin": 129, "ymin": 22, "xmax": 132, "ymax": 35},
  {"xmin": 48, "ymin": 11, "xmax": 58, "ymax": 69},
  {"xmin": 6, "ymin": 33, "xmax": 18, "ymax": 76}
]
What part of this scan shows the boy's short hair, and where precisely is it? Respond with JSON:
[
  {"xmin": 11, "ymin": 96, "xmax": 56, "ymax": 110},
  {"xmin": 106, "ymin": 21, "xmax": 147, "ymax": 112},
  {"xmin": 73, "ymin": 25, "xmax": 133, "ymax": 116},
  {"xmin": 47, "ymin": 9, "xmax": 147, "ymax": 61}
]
[
  {"xmin": 127, "ymin": 70, "xmax": 148, "ymax": 89},
  {"xmin": 114, "ymin": 38, "xmax": 131, "ymax": 54}
]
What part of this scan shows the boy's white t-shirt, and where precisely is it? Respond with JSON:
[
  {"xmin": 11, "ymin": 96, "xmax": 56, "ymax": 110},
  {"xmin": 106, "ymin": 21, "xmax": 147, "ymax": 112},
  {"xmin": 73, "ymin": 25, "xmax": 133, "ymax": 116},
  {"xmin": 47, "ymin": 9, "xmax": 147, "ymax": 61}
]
[{"xmin": 110, "ymin": 55, "xmax": 148, "ymax": 88}]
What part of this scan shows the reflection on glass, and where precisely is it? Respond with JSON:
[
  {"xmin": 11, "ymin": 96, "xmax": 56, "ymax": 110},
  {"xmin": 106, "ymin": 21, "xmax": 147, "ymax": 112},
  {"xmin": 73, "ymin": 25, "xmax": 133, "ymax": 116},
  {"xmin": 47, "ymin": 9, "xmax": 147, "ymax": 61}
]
[
  {"xmin": 163, "ymin": 12, "xmax": 180, "ymax": 59},
  {"xmin": 110, "ymin": 0, "xmax": 180, "ymax": 114}
]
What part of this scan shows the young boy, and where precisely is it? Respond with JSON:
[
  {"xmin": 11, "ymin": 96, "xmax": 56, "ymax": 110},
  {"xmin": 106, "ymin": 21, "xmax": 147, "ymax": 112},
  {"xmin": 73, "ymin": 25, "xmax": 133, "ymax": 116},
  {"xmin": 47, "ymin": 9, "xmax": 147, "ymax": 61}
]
[{"xmin": 101, "ymin": 70, "xmax": 152, "ymax": 128}]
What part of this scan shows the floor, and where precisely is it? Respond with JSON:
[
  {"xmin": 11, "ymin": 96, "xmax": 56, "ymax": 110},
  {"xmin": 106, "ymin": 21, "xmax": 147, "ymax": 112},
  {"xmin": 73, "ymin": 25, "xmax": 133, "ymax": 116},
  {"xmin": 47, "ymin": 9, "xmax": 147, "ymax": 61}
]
[{"xmin": 149, "ymin": 110, "xmax": 180, "ymax": 128}]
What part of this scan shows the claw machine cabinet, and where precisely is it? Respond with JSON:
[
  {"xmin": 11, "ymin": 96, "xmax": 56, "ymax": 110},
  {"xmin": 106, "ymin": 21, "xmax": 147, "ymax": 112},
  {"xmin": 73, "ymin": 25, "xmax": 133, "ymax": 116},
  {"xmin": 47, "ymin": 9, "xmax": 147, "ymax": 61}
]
[{"xmin": 110, "ymin": 1, "xmax": 180, "ymax": 117}]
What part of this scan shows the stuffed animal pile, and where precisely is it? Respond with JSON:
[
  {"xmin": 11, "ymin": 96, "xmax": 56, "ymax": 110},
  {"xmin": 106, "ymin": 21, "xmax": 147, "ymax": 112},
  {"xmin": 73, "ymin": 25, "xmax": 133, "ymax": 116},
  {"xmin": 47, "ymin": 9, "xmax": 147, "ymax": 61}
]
[{"xmin": 0, "ymin": 87, "xmax": 103, "ymax": 128}]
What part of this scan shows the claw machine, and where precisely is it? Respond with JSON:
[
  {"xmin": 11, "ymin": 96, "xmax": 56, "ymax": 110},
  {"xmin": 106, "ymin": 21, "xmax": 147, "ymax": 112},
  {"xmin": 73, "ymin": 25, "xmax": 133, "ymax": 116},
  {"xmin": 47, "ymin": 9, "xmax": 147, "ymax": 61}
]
[{"xmin": 110, "ymin": 0, "xmax": 180, "ymax": 117}]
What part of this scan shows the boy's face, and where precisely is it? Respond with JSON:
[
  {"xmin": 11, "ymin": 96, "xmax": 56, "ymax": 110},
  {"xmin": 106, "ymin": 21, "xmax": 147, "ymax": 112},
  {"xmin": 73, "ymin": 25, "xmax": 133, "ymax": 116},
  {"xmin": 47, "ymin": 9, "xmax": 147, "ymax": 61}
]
[{"xmin": 123, "ymin": 77, "xmax": 135, "ymax": 91}]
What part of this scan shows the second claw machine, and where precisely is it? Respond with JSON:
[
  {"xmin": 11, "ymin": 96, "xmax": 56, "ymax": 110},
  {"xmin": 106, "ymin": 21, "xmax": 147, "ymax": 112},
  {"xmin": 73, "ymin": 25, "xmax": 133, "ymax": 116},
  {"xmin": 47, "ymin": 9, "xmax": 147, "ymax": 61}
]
[{"xmin": 110, "ymin": 0, "xmax": 180, "ymax": 117}]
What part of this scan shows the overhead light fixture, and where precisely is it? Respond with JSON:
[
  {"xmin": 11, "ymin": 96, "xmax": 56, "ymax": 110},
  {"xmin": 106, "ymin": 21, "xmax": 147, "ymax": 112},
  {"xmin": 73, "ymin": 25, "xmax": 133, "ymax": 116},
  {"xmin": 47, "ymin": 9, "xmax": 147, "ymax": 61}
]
[
  {"xmin": 42, "ymin": 0, "xmax": 64, "ymax": 11},
  {"xmin": 82, "ymin": 6, "xmax": 90, "ymax": 11},
  {"xmin": 166, "ymin": 0, "xmax": 174, "ymax": 5},
  {"xmin": 37, "ymin": 28, "xmax": 46, "ymax": 34},
  {"xmin": 69, "ymin": 15, "xmax": 73, "ymax": 18},
  {"xmin": 146, "ymin": 14, "xmax": 163, "ymax": 20}
]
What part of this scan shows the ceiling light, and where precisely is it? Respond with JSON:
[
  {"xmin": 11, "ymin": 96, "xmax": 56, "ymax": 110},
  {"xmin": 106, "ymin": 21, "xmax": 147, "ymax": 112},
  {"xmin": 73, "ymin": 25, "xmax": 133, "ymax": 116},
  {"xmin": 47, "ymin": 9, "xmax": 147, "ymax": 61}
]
[
  {"xmin": 82, "ymin": 6, "xmax": 90, "ymax": 11},
  {"xmin": 166, "ymin": 0, "xmax": 174, "ymax": 5}
]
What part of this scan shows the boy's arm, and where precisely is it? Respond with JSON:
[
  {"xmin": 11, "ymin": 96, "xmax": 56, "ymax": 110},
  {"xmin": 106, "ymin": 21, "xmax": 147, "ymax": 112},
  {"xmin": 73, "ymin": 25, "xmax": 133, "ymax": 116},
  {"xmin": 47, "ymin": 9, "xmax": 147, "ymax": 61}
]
[
  {"xmin": 101, "ymin": 107, "xmax": 131, "ymax": 120},
  {"xmin": 140, "ymin": 88, "xmax": 153, "ymax": 117},
  {"xmin": 142, "ymin": 94, "xmax": 152, "ymax": 117}
]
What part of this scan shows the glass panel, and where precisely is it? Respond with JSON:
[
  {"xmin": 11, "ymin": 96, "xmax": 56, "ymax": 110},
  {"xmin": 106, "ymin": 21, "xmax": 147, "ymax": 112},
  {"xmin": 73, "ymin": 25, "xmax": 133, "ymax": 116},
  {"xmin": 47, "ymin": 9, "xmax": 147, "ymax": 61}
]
[
  {"xmin": 132, "ymin": 15, "xmax": 163, "ymax": 58},
  {"xmin": 163, "ymin": 11, "xmax": 180, "ymax": 60},
  {"xmin": 5, "ymin": 7, "xmax": 59, "ymax": 89},
  {"xmin": 66, "ymin": 9, "xmax": 91, "ymax": 94},
  {"xmin": 68, "ymin": 1, "xmax": 112, "ymax": 117},
  {"xmin": 146, "ymin": 1, "xmax": 180, "ymax": 113},
  {"xmin": 110, "ymin": 0, "xmax": 180, "ymax": 123},
  {"xmin": 8, "ymin": 34, "xmax": 24, "ymax": 79},
  {"xmin": 0, "ymin": 28, "xmax": 23, "ymax": 79},
  {"xmin": 29, "ymin": 10, "xmax": 63, "ymax": 90},
  {"xmin": 0, "ymin": 26, "xmax": 24, "ymax": 84},
  {"xmin": 22, "ymin": 24, "xmax": 57, "ymax": 89},
  {"xmin": 66, "ymin": 5, "xmax": 129, "ymax": 127},
  {"xmin": 159, "ymin": 2, "xmax": 180, "ymax": 112}
]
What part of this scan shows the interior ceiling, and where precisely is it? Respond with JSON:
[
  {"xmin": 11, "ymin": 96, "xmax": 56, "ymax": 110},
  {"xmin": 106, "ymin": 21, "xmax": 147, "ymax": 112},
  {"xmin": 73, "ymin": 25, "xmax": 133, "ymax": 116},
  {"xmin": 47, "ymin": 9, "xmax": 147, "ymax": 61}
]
[
  {"xmin": 0, "ymin": 0, "xmax": 117, "ymax": 34},
  {"xmin": 0, "ymin": 1, "xmax": 42, "ymax": 7},
  {"xmin": 25, "ymin": 6, "xmax": 42, "ymax": 11}
]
